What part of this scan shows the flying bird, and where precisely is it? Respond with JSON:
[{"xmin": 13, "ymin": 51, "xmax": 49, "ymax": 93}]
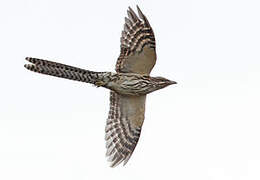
[{"xmin": 24, "ymin": 5, "xmax": 177, "ymax": 167}]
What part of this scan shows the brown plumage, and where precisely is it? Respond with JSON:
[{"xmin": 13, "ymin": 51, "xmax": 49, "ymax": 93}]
[{"xmin": 24, "ymin": 5, "xmax": 177, "ymax": 167}]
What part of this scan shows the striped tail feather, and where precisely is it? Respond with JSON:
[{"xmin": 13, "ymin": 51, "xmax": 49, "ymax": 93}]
[{"xmin": 24, "ymin": 57, "xmax": 109, "ymax": 85}]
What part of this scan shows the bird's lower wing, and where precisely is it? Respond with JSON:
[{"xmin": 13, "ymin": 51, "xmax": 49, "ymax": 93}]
[{"xmin": 105, "ymin": 91, "xmax": 146, "ymax": 167}]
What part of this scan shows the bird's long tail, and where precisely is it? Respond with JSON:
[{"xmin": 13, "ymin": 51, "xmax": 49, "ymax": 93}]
[{"xmin": 24, "ymin": 57, "xmax": 111, "ymax": 86}]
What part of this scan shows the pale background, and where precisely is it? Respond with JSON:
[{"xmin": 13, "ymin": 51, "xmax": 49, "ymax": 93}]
[{"xmin": 0, "ymin": 0, "xmax": 260, "ymax": 179}]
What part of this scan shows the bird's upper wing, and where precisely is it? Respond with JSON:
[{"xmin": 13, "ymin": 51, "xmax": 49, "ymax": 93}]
[
  {"xmin": 116, "ymin": 6, "xmax": 156, "ymax": 75},
  {"xmin": 105, "ymin": 91, "xmax": 146, "ymax": 167}
]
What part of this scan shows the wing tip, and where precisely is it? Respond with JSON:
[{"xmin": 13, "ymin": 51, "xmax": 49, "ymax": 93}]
[
  {"xmin": 107, "ymin": 152, "xmax": 133, "ymax": 167},
  {"xmin": 126, "ymin": 5, "xmax": 151, "ymax": 27}
]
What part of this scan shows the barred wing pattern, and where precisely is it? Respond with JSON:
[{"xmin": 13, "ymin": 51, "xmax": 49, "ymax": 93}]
[
  {"xmin": 116, "ymin": 6, "xmax": 156, "ymax": 75},
  {"xmin": 105, "ymin": 6, "xmax": 155, "ymax": 167},
  {"xmin": 106, "ymin": 91, "xmax": 146, "ymax": 167}
]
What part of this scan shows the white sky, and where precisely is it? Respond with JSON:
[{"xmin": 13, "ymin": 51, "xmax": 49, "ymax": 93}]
[{"xmin": 0, "ymin": 0, "xmax": 260, "ymax": 179}]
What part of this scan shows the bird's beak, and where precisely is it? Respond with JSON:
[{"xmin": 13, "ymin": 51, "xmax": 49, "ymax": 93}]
[{"xmin": 169, "ymin": 80, "xmax": 177, "ymax": 85}]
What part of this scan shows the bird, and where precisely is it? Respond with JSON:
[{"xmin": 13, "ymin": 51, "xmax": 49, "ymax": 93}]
[{"xmin": 24, "ymin": 5, "xmax": 177, "ymax": 167}]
